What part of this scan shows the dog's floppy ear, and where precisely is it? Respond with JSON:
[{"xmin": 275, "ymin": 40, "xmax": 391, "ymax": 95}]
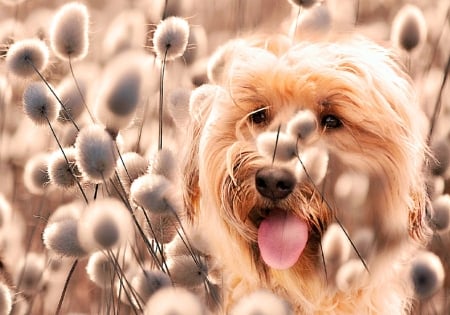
[{"xmin": 181, "ymin": 84, "xmax": 218, "ymax": 221}]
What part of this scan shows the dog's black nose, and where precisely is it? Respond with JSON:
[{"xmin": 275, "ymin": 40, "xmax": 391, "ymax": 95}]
[{"xmin": 255, "ymin": 167, "xmax": 296, "ymax": 200}]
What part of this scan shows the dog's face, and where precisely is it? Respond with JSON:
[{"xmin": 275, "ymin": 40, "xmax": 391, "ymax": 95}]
[{"xmin": 183, "ymin": 36, "xmax": 429, "ymax": 290}]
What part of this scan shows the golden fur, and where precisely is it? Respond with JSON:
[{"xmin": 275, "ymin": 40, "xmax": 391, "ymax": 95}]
[{"xmin": 181, "ymin": 35, "xmax": 430, "ymax": 314}]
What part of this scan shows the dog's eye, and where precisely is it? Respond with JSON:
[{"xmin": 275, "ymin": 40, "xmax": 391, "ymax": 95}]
[
  {"xmin": 321, "ymin": 114, "xmax": 342, "ymax": 129},
  {"xmin": 249, "ymin": 109, "xmax": 268, "ymax": 125}
]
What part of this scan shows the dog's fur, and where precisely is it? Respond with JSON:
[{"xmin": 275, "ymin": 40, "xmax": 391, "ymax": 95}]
[{"xmin": 181, "ymin": 35, "xmax": 430, "ymax": 314}]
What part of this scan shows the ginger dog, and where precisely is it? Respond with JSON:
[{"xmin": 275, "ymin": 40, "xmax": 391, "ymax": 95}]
[{"xmin": 182, "ymin": 35, "xmax": 430, "ymax": 314}]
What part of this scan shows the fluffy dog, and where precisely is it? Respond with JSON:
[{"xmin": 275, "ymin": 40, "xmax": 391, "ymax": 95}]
[{"xmin": 181, "ymin": 35, "xmax": 430, "ymax": 314}]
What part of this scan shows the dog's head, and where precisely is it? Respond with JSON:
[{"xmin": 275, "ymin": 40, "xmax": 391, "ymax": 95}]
[{"xmin": 182, "ymin": 35, "xmax": 429, "ymax": 285}]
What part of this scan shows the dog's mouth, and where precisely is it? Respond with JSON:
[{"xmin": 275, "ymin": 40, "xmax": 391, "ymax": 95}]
[{"xmin": 250, "ymin": 207, "xmax": 309, "ymax": 270}]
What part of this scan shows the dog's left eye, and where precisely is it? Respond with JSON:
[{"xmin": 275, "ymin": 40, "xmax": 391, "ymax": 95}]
[
  {"xmin": 249, "ymin": 109, "xmax": 268, "ymax": 125},
  {"xmin": 321, "ymin": 114, "xmax": 342, "ymax": 129}
]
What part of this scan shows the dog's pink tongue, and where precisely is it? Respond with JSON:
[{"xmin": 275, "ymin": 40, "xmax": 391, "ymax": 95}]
[{"xmin": 257, "ymin": 210, "xmax": 308, "ymax": 270}]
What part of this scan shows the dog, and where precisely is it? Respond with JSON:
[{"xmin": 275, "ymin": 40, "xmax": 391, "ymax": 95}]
[{"xmin": 181, "ymin": 34, "xmax": 430, "ymax": 314}]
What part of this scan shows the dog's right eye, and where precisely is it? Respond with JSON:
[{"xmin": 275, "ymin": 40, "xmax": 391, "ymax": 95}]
[{"xmin": 249, "ymin": 109, "xmax": 268, "ymax": 125}]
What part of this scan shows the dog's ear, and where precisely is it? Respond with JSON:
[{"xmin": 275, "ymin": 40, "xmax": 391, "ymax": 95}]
[
  {"xmin": 181, "ymin": 84, "xmax": 217, "ymax": 222},
  {"xmin": 409, "ymin": 187, "xmax": 431, "ymax": 245}
]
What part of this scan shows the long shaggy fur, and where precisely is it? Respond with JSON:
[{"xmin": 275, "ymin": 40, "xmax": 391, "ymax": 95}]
[{"xmin": 181, "ymin": 35, "xmax": 430, "ymax": 314}]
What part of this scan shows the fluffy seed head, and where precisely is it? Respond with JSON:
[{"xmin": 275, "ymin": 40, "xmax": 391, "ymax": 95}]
[
  {"xmin": 230, "ymin": 290, "xmax": 292, "ymax": 315},
  {"xmin": 57, "ymin": 75, "xmax": 87, "ymax": 122},
  {"xmin": 95, "ymin": 63, "xmax": 142, "ymax": 135},
  {"xmin": 47, "ymin": 147, "xmax": 81, "ymax": 189},
  {"xmin": 410, "ymin": 250, "xmax": 445, "ymax": 299},
  {"xmin": 256, "ymin": 131, "xmax": 297, "ymax": 162},
  {"xmin": 48, "ymin": 200, "xmax": 83, "ymax": 223},
  {"xmin": 130, "ymin": 174, "xmax": 180, "ymax": 215},
  {"xmin": 286, "ymin": 110, "xmax": 318, "ymax": 143},
  {"xmin": 168, "ymin": 88, "xmax": 191, "ymax": 128},
  {"xmin": 131, "ymin": 269, "xmax": 171, "ymax": 303},
  {"xmin": 23, "ymin": 82, "xmax": 60, "ymax": 125},
  {"xmin": 429, "ymin": 194, "xmax": 450, "ymax": 232},
  {"xmin": 321, "ymin": 223, "xmax": 351, "ymax": 267},
  {"xmin": 350, "ymin": 228, "xmax": 374, "ymax": 260},
  {"xmin": 75, "ymin": 125, "xmax": 117, "ymax": 184},
  {"xmin": 391, "ymin": 4, "xmax": 427, "ymax": 52},
  {"xmin": 334, "ymin": 171, "xmax": 370, "ymax": 210},
  {"xmin": 116, "ymin": 152, "xmax": 149, "ymax": 194},
  {"xmin": 78, "ymin": 198, "xmax": 132, "ymax": 252},
  {"xmin": 16, "ymin": 252, "xmax": 46, "ymax": 295},
  {"xmin": 43, "ymin": 219, "xmax": 86, "ymax": 257},
  {"xmin": 50, "ymin": 2, "xmax": 89, "ymax": 61},
  {"xmin": 152, "ymin": 16, "xmax": 189, "ymax": 61},
  {"xmin": 23, "ymin": 153, "xmax": 50, "ymax": 195},
  {"xmin": 86, "ymin": 251, "xmax": 115, "ymax": 288},
  {"xmin": 335, "ymin": 259, "xmax": 366, "ymax": 292},
  {"xmin": 145, "ymin": 213, "xmax": 179, "ymax": 244},
  {"xmin": 5, "ymin": 38, "xmax": 49, "ymax": 78},
  {"xmin": 296, "ymin": 146, "xmax": 329, "ymax": 185},
  {"xmin": 148, "ymin": 148, "xmax": 177, "ymax": 182},
  {"xmin": 429, "ymin": 140, "xmax": 450, "ymax": 176},
  {"xmin": 168, "ymin": 255, "xmax": 208, "ymax": 288},
  {"xmin": 0, "ymin": 282, "xmax": 12, "ymax": 315},
  {"xmin": 144, "ymin": 287, "xmax": 205, "ymax": 315}
]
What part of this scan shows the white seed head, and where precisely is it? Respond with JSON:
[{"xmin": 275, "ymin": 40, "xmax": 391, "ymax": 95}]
[
  {"xmin": 148, "ymin": 148, "xmax": 177, "ymax": 182},
  {"xmin": 43, "ymin": 219, "xmax": 86, "ymax": 257},
  {"xmin": 6, "ymin": 38, "xmax": 49, "ymax": 78},
  {"xmin": 16, "ymin": 252, "xmax": 46, "ymax": 295},
  {"xmin": 95, "ymin": 63, "xmax": 143, "ymax": 135},
  {"xmin": 50, "ymin": 2, "xmax": 89, "ymax": 61},
  {"xmin": 75, "ymin": 124, "xmax": 117, "ymax": 184},
  {"xmin": 230, "ymin": 290, "xmax": 292, "ymax": 315},
  {"xmin": 23, "ymin": 153, "xmax": 50, "ymax": 195},
  {"xmin": 152, "ymin": 16, "xmax": 190, "ymax": 61},
  {"xmin": 335, "ymin": 258, "xmax": 366, "ymax": 292},
  {"xmin": 86, "ymin": 251, "xmax": 115, "ymax": 289},
  {"xmin": 334, "ymin": 171, "xmax": 370, "ymax": 210},
  {"xmin": 145, "ymin": 213, "xmax": 178, "ymax": 244},
  {"xmin": 391, "ymin": 4, "xmax": 427, "ymax": 53},
  {"xmin": 296, "ymin": 146, "xmax": 329, "ymax": 185},
  {"xmin": 102, "ymin": 9, "xmax": 147, "ymax": 59},
  {"xmin": 116, "ymin": 152, "xmax": 149, "ymax": 194},
  {"xmin": 168, "ymin": 88, "xmax": 191, "ymax": 128},
  {"xmin": 430, "ymin": 139, "xmax": 450, "ymax": 176},
  {"xmin": 410, "ymin": 250, "xmax": 445, "ymax": 299},
  {"xmin": 131, "ymin": 269, "xmax": 171, "ymax": 303},
  {"xmin": 256, "ymin": 131, "xmax": 297, "ymax": 162},
  {"xmin": 286, "ymin": 110, "xmax": 318, "ymax": 144},
  {"xmin": 48, "ymin": 200, "xmax": 83, "ymax": 224},
  {"xmin": 57, "ymin": 75, "xmax": 87, "ymax": 122},
  {"xmin": 168, "ymin": 255, "xmax": 208, "ymax": 288},
  {"xmin": 321, "ymin": 223, "xmax": 351, "ymax": 267},
  {"xmin": 23, "ymin": 82, "xmax": 60, "ymax": 125},
  {"xmin": 78, "ymin": 198, "xmax": 132, "ymax": 252},
  {"xmin": 429, "ymin": 194, "xmax": 450, "ymax": 232},
  {"xmin": 47, "ymin": 147, "xmax": 81, "ymax": 189},
  {"xmin": 144, "ymin": 287, "xmax": 205, "ymax": 315},
  {"xmin": 130, "ymin": 174, "xmax": 180, "ymax": 215}
]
